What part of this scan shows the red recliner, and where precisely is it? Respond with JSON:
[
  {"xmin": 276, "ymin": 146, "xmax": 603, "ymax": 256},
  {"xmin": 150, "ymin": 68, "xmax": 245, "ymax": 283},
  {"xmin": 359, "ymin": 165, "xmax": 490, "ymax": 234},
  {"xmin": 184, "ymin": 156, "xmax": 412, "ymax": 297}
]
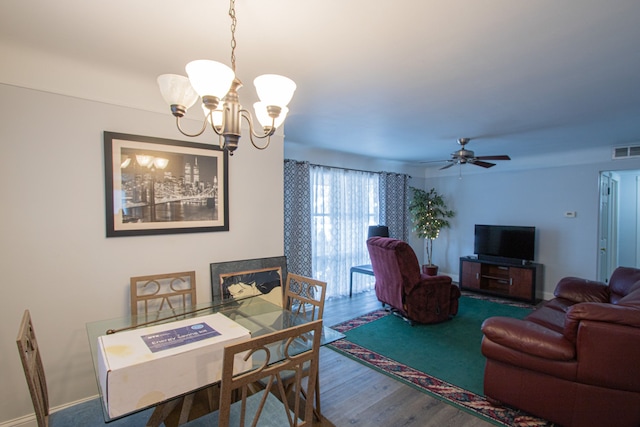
[{"xmin": 366, "ymin": 237, "xmax": 460, "ymax": 324}]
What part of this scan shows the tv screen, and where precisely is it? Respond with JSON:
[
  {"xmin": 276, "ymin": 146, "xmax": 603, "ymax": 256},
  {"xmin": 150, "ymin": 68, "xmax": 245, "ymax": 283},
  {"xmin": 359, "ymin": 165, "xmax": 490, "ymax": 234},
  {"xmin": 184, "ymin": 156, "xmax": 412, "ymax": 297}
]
[{"xmin": 474, "ymin": 225, "xmax": 535, "ymax": 261}]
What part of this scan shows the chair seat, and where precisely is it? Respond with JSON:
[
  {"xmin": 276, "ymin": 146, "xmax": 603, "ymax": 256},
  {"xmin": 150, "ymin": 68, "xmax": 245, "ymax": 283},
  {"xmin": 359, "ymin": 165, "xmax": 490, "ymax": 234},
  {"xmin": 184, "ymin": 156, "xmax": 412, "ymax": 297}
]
[
  {"xmin": 48, "ymin": 397, "xmax": 154, "ymax": 426},
  {"xmin": 182, "ymin": 390, "xmax": 298, "ymax": 427}
]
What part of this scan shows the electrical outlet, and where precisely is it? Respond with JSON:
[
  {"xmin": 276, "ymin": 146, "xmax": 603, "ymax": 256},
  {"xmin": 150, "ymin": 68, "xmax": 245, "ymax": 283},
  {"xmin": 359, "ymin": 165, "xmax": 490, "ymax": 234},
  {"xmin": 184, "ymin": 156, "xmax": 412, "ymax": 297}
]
[{"xmin": 564, "ymin": 211, "xmax": 577, "ymax": 218}]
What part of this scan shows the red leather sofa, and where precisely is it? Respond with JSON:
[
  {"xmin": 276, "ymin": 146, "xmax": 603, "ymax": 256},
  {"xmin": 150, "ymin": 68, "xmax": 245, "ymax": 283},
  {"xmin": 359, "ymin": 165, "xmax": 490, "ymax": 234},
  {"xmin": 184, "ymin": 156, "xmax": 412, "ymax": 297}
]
[
  {"xmin": 481, "ymin": 266, "xmax": 640, "ymax": 427},
  {"xmin": 366, "ymin": 237, "xmax": 460, "ymax": 324}
]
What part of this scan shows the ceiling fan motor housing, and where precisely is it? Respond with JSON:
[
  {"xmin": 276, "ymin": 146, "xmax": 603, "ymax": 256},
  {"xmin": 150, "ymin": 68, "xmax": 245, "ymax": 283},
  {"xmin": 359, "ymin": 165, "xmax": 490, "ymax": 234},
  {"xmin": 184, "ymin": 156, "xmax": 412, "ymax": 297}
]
[
  {"xmin": 457, "ymin": 149, "xmax": 474, "ymax": 159},
  {"xmin": 437, "ymin": 138, "xmax": 510, "ymax": 170}
]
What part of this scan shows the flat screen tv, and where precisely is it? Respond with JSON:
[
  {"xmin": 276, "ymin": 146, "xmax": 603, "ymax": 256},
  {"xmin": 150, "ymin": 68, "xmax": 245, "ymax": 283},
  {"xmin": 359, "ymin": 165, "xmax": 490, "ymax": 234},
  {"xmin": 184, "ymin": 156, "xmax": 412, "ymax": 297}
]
[{"xmin": 474, "ymin": 224, "xmax": 536, "ymax": 262}]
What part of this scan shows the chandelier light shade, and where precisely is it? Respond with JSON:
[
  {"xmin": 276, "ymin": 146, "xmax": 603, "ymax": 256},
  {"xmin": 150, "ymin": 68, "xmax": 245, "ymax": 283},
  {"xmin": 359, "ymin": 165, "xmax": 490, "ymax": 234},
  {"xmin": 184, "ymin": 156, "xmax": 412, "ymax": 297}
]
[
  {"xmin": 185, "ymin": 60, "xmax": 235, "ymax": 102},
  {"xmin": 203, "ymin": 104, "xmax": 224, "ymax": 131},
  {"xmin": 157, "ymin": 74, "xmax": 199, "ymax": 117},
  {"xmin": 253, "ymin": 74, "xmax": 297, "ymax": 108},
  {"xmin": 157, "ymin": 0, "xmax": 296, "ymax": 155}
]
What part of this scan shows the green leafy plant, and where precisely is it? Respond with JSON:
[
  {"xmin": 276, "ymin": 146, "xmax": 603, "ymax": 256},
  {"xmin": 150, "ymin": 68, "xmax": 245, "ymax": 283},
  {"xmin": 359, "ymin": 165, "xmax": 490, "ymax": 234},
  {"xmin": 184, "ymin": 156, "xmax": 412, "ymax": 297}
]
[{"xmin": 408, "ymin": 187, "xmax": 455, "ymax": 266}]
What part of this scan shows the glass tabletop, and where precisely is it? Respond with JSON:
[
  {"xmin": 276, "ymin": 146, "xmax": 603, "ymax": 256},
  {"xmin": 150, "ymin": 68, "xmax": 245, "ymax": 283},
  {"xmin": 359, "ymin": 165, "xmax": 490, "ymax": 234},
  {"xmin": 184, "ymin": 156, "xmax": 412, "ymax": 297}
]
[{"xmin": 86, "ymin": 295, "xmax": 344, "ymax": 421}]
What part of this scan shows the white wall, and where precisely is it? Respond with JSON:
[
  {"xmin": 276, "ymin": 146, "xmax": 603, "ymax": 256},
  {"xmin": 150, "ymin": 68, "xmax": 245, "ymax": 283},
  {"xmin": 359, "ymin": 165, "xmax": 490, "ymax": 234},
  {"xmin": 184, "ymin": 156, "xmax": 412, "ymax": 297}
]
[
  {"xmin": 424, "ymin": 158, "xmax": 640, "ymax": 299},
  {"xmin": 0, "ymin": 83, "xmax": 284, "ymax": 424}
]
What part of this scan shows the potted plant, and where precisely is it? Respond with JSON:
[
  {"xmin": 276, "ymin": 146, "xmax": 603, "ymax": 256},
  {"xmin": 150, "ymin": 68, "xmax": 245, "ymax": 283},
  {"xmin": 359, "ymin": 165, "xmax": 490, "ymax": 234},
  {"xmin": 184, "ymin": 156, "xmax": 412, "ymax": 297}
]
[{"xmin": 408, "ymin": 187, "xmax": 455, "ymax": 275}]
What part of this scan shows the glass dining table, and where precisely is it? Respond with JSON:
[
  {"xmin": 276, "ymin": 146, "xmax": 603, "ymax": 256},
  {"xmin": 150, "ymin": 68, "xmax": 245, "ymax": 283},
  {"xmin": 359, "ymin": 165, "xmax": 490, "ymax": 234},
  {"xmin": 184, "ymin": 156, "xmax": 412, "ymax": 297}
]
[{"xmin": 86, "ymin": 295, "xmax": 343, "ymax": 423}]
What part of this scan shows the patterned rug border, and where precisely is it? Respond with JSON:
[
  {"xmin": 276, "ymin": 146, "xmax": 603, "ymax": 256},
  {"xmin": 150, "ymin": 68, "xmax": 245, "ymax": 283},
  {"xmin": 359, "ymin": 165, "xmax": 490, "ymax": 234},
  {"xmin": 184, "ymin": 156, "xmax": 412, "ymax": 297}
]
[{"xmin": 329, "ymin": 296, "xmax": 553, "ymax": 427}]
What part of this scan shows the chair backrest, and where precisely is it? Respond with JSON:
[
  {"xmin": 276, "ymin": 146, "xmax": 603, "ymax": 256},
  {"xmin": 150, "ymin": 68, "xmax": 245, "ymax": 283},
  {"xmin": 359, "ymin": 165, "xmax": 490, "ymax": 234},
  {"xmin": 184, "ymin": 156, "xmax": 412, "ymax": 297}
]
[
  {"xmin": 16, "ymin": 310, "xmax": 49, "ymax": 427},
  {"xmin": 130, "ymin": 271, "xmax": 197, "ymax": 317},
  {"xmin": 219, "ymin": 319, "xmax": 323, "ymax": 426},
  {"xmin": 609, "ymin": 266, "xmax": 640, "ymax": 303},
  {"xmin": 366, "ymin": 237, "xmax": 421, "ymax": 309},
  {"xmin": 284, "ymin": 274, "xmax": 327, "ymax": 321}
]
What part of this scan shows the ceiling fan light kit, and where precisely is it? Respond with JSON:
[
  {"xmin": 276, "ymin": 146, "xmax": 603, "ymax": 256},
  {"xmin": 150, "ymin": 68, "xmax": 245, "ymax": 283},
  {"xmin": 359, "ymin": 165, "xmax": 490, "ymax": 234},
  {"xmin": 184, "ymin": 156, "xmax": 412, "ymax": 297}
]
[
  {"xmin": 157, "ymin": 0, "xmax": 296, "ymax": 155},
  {"xmin": 439, "ymin": 138, "xmax": 511, "ymax": 170}
]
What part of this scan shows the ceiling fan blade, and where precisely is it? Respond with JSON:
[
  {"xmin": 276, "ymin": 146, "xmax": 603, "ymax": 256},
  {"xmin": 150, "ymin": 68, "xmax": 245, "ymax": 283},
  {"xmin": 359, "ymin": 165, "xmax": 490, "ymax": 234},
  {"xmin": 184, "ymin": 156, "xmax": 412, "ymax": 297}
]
[
  {"xmin": 420, "ymin": 159, "xmax": 452, "ymax": 164},
  {"xmin": 475, "ymin": 155, "xmax": 511, "ymax": 161},
  {"xmin": 439, "ymin": 162, "xmax": 455, "ymax": 170},
  {"xmin": 471, "ymin": 160, "xmax": 496, "ymax": 168}
]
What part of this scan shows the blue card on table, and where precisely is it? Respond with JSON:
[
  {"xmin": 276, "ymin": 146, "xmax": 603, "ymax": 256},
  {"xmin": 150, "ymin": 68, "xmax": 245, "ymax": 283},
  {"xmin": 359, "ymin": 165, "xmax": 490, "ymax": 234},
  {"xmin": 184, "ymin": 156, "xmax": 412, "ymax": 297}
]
[{"xmin": 141, "ymin": 323, "xmax": 221, "ymax": 353}]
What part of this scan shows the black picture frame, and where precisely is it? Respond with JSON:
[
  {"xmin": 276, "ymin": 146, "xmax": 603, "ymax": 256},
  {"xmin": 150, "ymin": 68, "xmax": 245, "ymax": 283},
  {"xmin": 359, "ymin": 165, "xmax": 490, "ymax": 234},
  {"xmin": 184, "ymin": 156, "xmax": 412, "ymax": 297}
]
[
  {"xmin": 210, "ymin": 256, "xmax": 288, "ymax": 301},
  {"xmin": 104, "ymin": 131, "xmax": 229, "ymax": 237}
]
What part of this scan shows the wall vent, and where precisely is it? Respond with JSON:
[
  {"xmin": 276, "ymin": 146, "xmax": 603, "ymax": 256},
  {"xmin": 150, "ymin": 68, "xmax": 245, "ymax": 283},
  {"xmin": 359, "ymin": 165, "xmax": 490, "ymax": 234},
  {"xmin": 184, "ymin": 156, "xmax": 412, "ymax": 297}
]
[{"xmin": 612, "ymin": 146, "xmax": 640, "ymax": 159}]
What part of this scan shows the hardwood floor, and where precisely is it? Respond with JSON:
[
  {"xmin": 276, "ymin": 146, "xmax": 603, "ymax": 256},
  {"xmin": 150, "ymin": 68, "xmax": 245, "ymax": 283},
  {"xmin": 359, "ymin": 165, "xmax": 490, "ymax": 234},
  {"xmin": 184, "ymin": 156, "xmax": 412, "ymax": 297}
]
[{"xmin": 316, "ymin": 290, "xmax": 493, "ymax": 427}]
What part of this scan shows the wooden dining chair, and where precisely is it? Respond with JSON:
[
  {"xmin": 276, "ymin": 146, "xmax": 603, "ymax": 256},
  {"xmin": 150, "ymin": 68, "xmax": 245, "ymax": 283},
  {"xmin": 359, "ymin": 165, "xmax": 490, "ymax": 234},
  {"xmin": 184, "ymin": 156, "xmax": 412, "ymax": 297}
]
[
  {"xmin": 16, "ymin": 310, "xmax": 153, "ymax": 427},
  {"xmin": 130, "ymin": 271, "xmax": 204, "ymax": 426},
  {"xmin": 284, "ymin": 273, "xmax": 326, "ymax": 322},
  {"xmin": 282, "ymin": 273, "xmax": 327, "ymax": 420},
  {"xmin": 181, "ymin": 319, "xmax": 323, "ymax": 427},
  {"xmin": 130, "ymin": 270, "xmax": 197, "ymax": 319}
]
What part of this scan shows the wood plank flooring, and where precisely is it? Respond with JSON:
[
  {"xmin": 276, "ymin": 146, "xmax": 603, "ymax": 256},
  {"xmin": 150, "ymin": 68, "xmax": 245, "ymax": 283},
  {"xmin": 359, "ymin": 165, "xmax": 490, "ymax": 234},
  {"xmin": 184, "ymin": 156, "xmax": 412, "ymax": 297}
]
[{"xmin": 316, "ymin": 290, "xmax": 493, "ymax": 427}]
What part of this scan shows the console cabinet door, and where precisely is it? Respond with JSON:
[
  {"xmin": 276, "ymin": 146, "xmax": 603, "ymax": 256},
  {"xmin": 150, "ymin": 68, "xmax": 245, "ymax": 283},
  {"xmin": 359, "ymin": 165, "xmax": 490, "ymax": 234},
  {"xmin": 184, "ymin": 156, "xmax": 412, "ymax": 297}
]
[
  {"xmin": 461, "ymin": 261, "xmax": 481, "ymax": 289},
  {"xmin": 509, "ymin": 267, "xmax": 534, "ymax": 300}
]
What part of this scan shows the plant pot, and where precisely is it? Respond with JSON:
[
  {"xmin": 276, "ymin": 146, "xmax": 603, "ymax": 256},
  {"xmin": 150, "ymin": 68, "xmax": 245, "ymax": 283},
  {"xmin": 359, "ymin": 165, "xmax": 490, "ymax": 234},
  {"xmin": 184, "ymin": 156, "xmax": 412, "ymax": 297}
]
[{"xmin": 423, "ymin": 265, "xmax": 439, "ymax": 276}]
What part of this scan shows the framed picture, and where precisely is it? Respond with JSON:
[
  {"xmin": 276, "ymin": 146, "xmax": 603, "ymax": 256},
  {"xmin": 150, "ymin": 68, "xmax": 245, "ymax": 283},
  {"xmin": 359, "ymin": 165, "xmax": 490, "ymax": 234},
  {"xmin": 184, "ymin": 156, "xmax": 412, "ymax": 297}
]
[
  {"xmin": 219, "ymin": 267, "xmax": 284, "ymax": 306},
  {"xmin": 104, "ymin": 131, "xmax": 228, "ymax": 237},
  {"xmin": 210, "ymin": 256, "xmax": 288, "ymax": 301}
]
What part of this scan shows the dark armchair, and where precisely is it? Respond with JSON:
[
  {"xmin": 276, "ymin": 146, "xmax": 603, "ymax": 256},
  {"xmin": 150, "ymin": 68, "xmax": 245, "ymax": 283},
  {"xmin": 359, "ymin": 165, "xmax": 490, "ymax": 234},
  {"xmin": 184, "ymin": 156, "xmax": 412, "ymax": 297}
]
[{"xmin": 366, "ymin": 237, "xmax": 460, "ymax": 324}]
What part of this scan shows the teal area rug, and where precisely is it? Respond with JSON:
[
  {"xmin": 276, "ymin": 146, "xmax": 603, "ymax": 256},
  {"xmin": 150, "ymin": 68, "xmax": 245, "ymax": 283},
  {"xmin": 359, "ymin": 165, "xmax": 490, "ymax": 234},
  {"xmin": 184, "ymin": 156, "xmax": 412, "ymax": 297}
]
[{"xmin": 330, "ymin": 294, "xmax": 555, "ymax": 427}]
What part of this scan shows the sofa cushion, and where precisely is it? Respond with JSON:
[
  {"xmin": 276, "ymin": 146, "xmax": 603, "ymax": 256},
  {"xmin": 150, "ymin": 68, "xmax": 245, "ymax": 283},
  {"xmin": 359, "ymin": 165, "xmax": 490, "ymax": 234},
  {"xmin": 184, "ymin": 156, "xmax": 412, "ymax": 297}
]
[
  {"xmin": 553, "ymin": 277, "xmax": 609, "ymax": 303},
  {"xmin": 563, "ymin": 302, "xmax": 640, "ymax": 343},
  {"xmin": 543, "ymin": 297, "xmax": 575, "ymax": 313},
  {"xmin": 524, "ymin": 305, "xmax": 566, "ymax": 333},
  {"xmin": 618, "ymin": 283, "xmax": 640, "ymax": 308}
]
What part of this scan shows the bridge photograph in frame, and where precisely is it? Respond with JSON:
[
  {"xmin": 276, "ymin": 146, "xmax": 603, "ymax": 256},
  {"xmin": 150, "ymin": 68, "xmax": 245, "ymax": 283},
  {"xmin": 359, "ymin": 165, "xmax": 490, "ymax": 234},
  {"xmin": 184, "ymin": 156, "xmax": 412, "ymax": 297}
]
[{"xmin": 103, "ymin": 131, "xmax": 229, "ymax": 237}]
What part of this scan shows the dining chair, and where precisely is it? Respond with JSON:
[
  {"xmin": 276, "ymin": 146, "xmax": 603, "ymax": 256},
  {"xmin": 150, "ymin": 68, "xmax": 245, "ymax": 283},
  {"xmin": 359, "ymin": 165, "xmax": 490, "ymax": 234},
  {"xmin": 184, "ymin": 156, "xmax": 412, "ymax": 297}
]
[
  {"xmin": 16, "ymin": 310, "xmax": 153, "ymax": 427},
  {"xmin": 130, "ymin": 271, "xmax": 204, "ymax": 426},
  {"xmin": 181, "ymin": 319, "xmax": 323, "ymax": 427},
  {"xmin": 282, "ymin": 273, "xmax": 326, "ymax": 420},
  {"xmin": 130, "ymin": 270, "xmax": 197, "ymax": 320}
]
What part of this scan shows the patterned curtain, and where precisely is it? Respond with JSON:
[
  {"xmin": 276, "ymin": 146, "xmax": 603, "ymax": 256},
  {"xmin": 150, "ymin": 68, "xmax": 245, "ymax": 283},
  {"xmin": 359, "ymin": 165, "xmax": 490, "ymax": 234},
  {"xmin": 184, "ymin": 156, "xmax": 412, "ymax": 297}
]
[
  {"xmin": 283, "ymin": 160, "xmax": 312, "ymax": 277},
  {"xmin": 379, "ymin": 171, "xmax": 410, "ymax": 241}
]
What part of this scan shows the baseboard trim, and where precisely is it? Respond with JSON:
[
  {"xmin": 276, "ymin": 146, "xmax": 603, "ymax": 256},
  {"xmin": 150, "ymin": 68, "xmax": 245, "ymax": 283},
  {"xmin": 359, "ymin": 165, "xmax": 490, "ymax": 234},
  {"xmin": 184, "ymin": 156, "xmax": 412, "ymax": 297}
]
[
  {"xmin": 1, "ymin": 395, "xmax": 99, "ymax": 427},
  {"xmin": 0, "ymin": 413, "xmax": 35, "ymax": 427}
]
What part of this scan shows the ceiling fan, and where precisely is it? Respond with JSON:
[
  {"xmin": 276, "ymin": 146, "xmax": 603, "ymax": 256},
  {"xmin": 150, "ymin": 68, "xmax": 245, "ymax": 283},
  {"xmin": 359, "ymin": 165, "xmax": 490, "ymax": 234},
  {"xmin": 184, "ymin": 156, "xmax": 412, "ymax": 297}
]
[{"xmin": 438, "ymin": 138, "xmax": 511, "ymax": 170}]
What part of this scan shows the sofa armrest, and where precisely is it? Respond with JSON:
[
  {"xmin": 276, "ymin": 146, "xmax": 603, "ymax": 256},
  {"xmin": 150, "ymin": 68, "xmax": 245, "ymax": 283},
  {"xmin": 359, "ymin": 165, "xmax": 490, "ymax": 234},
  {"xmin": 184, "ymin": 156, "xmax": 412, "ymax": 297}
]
[
  {"xmin": 563, "ymin": 302, "xmax": 640, "ymax": 342},
  {"xmin": 554, "ymin": 277, "xmax": 609, "ymax": 303},
  {"xmin": 481, "ymin": 316, "xmax": 575, "ymax": 360}
]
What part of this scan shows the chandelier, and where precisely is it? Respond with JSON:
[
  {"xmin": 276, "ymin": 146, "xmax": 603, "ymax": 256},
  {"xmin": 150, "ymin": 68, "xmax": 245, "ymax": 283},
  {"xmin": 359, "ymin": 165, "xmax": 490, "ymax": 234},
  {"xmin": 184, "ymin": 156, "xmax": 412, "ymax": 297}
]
[{"xmin": 157, "ymin": 0, "xmax": 296, "ymax": 155}]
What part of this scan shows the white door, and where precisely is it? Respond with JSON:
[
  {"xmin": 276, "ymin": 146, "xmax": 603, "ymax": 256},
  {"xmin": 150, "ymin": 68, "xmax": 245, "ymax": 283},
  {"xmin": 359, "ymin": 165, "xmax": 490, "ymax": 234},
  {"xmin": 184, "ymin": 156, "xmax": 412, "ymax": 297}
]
[{"xmin": 598, "ymin": 172, "xmax": 614, "ymax": 282}]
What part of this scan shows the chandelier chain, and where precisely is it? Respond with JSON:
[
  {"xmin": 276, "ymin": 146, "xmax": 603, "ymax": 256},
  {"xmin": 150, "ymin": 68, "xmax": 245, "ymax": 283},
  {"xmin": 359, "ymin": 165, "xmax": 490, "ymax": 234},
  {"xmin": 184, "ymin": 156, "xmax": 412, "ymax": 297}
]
[{"xmin": 229, "ymin": 0, "xmax": 237, "ymax": 72}]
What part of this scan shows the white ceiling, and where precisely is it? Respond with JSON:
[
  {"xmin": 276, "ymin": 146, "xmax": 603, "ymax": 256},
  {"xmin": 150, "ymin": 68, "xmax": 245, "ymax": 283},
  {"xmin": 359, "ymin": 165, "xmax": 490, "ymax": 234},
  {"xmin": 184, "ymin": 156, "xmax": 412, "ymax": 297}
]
[{"xmin": 2, "ymin": 0, "xmax": 640, "ymax": 167}]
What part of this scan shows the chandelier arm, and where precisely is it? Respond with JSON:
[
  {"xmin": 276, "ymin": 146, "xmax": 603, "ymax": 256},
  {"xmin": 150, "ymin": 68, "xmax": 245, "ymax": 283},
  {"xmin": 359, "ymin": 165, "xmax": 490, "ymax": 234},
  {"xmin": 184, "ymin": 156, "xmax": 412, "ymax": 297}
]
[
  {"xmin": 240, "ymin": 109, "xmax": 276, "ymax": 140},
  {"xmin": 240, "ymin": 110, "xmax": 274, "ymax": 150},
  {"xmin": 175, "ymin": 116, "xmax": 208, "ymax": 138}
]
